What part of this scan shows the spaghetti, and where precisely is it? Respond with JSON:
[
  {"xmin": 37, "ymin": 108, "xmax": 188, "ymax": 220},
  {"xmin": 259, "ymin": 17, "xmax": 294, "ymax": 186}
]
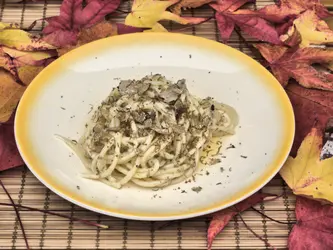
[{"xmin": 58, "ymin": 74, "xmax": 238, "ymax": 189}]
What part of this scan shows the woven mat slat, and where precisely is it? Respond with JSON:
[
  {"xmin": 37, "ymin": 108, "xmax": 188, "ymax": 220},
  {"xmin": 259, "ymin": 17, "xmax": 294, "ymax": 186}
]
[{"xmin": 0, "ymin": 0, "xmax": 298, "ymax": 249}]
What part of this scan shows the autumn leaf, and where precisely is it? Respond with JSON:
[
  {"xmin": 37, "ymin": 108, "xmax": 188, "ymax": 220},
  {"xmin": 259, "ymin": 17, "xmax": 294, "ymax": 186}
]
[
  {"xmin": 256, "ymin": 43, "xmax": 333, "ymax": 91},
  {"xmin": 286, "ymin": 83, "xmax": 333, "ymax": 156},
  {"xmin": 0, "ymin": 117, "xmax": 24, "ymax": 171},
  {"xmin": 288, "ymin": 196, "xmax": 333, "ymax": 250},
  {"xmin": 57, "ymin": 21, "xmax": 143, "ymax": 56},
  {"xmin": 0, "ymin": 46, "xmax": 56, "ymax": 85},
  {"xmin": 0, "ymin": 22, "xmax": 54, "ymax": 51},
  {"xmin": 280, "ymin": 128, "xmax": 333, "ymax": 203},
  {"xmin": 257, "ymin": 0, "xmax": 332, "ymax": 23},
  {"xmin": 43, "ymin": 0, "xmax": 121, "ymax": 47},
  {"xmin": 281, "ymin": 10, "xmax": 333, "ymax": 47},
  {"xmin": 210, "ymin": 0, "xmax": 281, "ymax": 44},
  {"xmin": 207, "ymin": 192, "xmax": 275, "ymax": 250},
  {"xmin": 125, "ymin": 0, "xmax": 207, "ymax": 31},
  {"xmin": 0, "ymin": 69, "xmax": 26, "ymax": 122},
  {"xmin": 170, "ymin": 0, "xmax": 214, "ymax": 15}
]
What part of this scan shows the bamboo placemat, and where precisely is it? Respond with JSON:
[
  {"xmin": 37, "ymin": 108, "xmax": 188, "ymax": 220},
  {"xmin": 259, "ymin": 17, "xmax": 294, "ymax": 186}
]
[{"xmin": 0, "ymin": 0, "xmax": 299, "ymax": 249}]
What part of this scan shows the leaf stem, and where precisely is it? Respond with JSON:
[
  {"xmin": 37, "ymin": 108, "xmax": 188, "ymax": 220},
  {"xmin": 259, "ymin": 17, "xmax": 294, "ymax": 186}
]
[
  {"xmin": 237, "ymin": 212, "xmax": 277, "ymax": 250},
  {"xmin": 251, "ymin": 207, "xmax": 296, "ymax": 225},
  {"xmin": 0, "ymin": 179, "xmax": 30, "ymax": 250},
  {"xmin": 0, "ymin": 202, "xmax": 110, "ymax": 229}
]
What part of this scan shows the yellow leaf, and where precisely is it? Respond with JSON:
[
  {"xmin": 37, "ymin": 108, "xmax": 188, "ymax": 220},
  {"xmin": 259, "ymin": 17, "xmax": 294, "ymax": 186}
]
[
  {"xmin": 1, "ymin": 47, "xmax": 54, "ymax": 63},
  {"xmin": 280, "ymin": 128, "xmax": 333, "ymax": 203},
  {"xmin": 0, "ymin": 69, "xmax": 26, "ymax": 122},
  {"xmin": 0, "ymin": 22, "xmax": 54, "ymax": 51},
  {"xmin": 125, "ymin": 0, "xmax": 206, "ymax": 29},
  {"xmin": 281, "ymin": 10, "xmax": 333, "ymax": 47},
  {"xmin": 0, "ymin": 22, "xmax": 19, "ymax": 30},
  {"xmin": 17, "ymin": 65, "xmax": 44, "ymax": 86},
  {"xmin": 144, "ymin": 23, "xmax": 168, "ymax": 32}
]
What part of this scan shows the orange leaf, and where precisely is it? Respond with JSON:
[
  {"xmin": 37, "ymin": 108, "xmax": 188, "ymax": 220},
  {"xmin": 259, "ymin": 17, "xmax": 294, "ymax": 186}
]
[
  {"xmin": 256, "ymin": 43, "xmax": 333, "ymax": 91},
  {"xmin": 0, "ymin": 69, "xmax": 26, "ymax": 122},
  {"xmin": 57, "ymin": 21, "xmax": 142, "ymax": 56}
]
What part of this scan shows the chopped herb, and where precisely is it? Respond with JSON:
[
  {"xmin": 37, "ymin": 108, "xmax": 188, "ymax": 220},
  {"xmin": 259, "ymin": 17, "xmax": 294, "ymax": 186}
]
[
  {"xmin": 240, "ymin": 155, "xmax": 248, "ymax": 158},
  {"xmin": 76, "ymin": 185, "xmax": 80, "ymax": 190},
  {"xmin": 229, "ymin": 167, "xmax": 232, "ymax": 172},
  {"xmin": 60, "ymin": 107, "xmax": 66, "ymax": 110},
  {"xmin": 181, "ymin": 190, "xmax": 187, "ymax": 193},
  {"xmin": 191, "ymin": 186, "xmax": 202, "ymax": 193},
  {"xmin": 71, "ymin": 140, "xmax": 78, "ymax": 144},
  {"xmin": 226, "ymin": 175, "xmax": 229, "ymax": 178},
  {"xmin": 216, "ymin": 182, "xmax": 222, "ymax": 185},
  {"xmin": 153, "ymin": 194, "xmax": 157, "ymax": 198},
  {"xmin": 95, "ymin": 57, "xmax": 98, "ymax": 59},
  {"xmin": 220, "ymin": 167, "xmax": 225, "ymax": 173},
  {"xmin": 226, "ymin": 144, "xmax": 235, "ymax": 149}
]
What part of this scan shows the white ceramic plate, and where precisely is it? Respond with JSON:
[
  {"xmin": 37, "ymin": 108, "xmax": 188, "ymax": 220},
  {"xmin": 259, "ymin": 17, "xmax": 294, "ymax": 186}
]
[{"xmin": 15, "ymin": 33, "xmax": 294, "ymax": 221}]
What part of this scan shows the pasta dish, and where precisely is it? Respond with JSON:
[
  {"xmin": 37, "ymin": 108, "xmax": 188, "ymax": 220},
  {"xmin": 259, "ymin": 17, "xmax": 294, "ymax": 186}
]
[{"xmin": 58, "ymin": 74, "xmax": 238, "ymax": 189}]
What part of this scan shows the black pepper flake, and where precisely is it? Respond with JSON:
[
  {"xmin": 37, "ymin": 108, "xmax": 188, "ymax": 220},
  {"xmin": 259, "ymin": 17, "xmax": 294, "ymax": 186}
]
[
  {"xmin": 160, "ymin": 56, "xmax": 163, "ymax": 58},
  {"xmin": 210, "ymin": 104, "xmax": 215, "ymax": 111},
  {"xmin": 181, "ymin": 190, "xmax": 187, "ymax": 193},
  {"xmin": 208, "ymin": 71, "xmax": 211, "ymax": 74},
  {"xmin": 240, "ymin": 155, "xmax": 248, "ymax": 158},
  {"xmin": 60, "ymin": 107, "xmax": 66, "ymax": 110},
  {"xmin": 226, "ymin": 175, "xmax": 229, "ymax": 178},
  {"xmin": 205, "ymin": 171, "xmax": 210, "ymax": 176},
  {"xmin": 265, "ymin": 153, "xmax": 267, "ymax": 155},
  {"xmin": 61, "ymin": 95, "xmax": 63, "ymax": 98},
  {"xmin": 189, "ymin": 54, "xmax": 192, "ymax": 58},
  {"xmin": 226, "ymin": 144, "xmax": 236, "ymax": 149},
  {"xmin": 220, "ymin": 167, "xmax": 224, "ymax": 173},
  {"xmin": 191, "ymin": 186, "xmax": 202, "ymax": 193},
  {"xmin": 229, "ymin": 167, "xmax": 232, "ymax": 172},
  {"xmin": 95, "ymin": 57, "xmax": 98, "ymax": 59},
  {"xmin": 76, "ymin": 185, "xmax": 80, "ymax": 190},
  {"xmin": 216, "ymin": 182, "xmax": 222, "ymax": 185}
]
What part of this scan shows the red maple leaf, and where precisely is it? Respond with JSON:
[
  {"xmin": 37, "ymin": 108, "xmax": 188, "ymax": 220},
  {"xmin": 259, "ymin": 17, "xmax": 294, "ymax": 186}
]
[
  {"xmin": 210, "ymin": 0, "xmax": 281, "ymax": 44},
  {"xmin": 207, "ymin": 192, "xmax": 276, "ymax": 250},
  {"xmin": 256, "ymin": 43, "xmax": 333, "ymax": 91},
  {"xmin": 286, "ymin": 83, "xmax": 333, "ymax": 156},
  {"xmin": 288, "ymin": 196, "xmax": 333, "ymax": 250},
  {"xmin": 257, "ymin": 0, "xmax": 332, "ymax": 23},
  {"xmin": 0, "ymin": 117, "xmax": 23, "ymax": 171},
  {"xmin": 43, "ymin": 0, "xmax": 121, "ymax": 47}
]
